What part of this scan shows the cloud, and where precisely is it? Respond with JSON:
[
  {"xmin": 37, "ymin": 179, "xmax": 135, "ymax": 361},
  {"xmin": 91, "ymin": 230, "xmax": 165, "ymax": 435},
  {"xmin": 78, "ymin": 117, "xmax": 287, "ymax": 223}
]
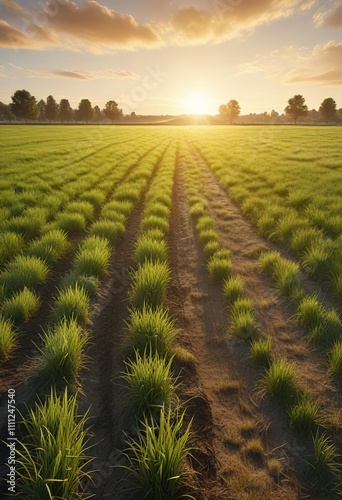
[
  {"xmin": 0, "ymin": 1, "xmax": 161, "ymax": 51},
  {"xmin": 285, "ymin": 41, "xmax": 342, "ymax": 85},
  {"xmin": 287, "ymin": 69, "xmax": 342, "ymax": 85},
  {"xmin": 314, "ymin": 2, "xmax": 342, "ymax": 28},
  {"xmin": 168, "ymin": 0, "xmax": 316, "ymax": 44},
  {"xmin": 0, "ymin": 19, "xmax": 29, "ymax": 47},
  {"xmin": 0, "ymin": 0, "xmax": 318, "ymax": 50},
  {"xmin": 7, "ymin": 64, "xmax": 139, "ymax": 80},
  {"xmin": 1, "ymin": 0, "xmax": 30, "ymax": 17},
  {"xmin": 52, "ymin": 69, "xmax": 139, "ymax": 80},
  {"xmin": 238, "ymin": 41, "xmax": 342, "ymax": 86},
  {"xmin": 46, "ymin": 1, "xmax": 161, "ymax": 49},
  {"xmin": 0, "ymin": 17, "xmax": 58, "ymax": 49}
]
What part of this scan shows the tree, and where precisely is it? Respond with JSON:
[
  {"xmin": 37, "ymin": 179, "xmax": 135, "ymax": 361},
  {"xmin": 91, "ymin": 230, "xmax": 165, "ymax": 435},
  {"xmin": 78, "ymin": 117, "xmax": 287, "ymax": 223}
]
[
  {"xmin": 218, "ymin": 104, "xmax": 228, "ymax": 119},
  {"xmin": 227, "ymin": 100, "xmax": 241, "ymax": 124},
  {"xmin": 45, "ymin": 95, "xmax": 59, "ymax": 122},
  {"xmin": 93, "ymin": 105, "xmax": 103, "ymax": 122},
  {"xmin": 319, "ymin": 98, "xmax": 337, "ymax": 123},
  {"xmin": 219, "ymin": 100, "xmax": 241, "ymax": 124},
  {"xmin": 59, "ymin": 99, "xmax": 72, "ymax": 123},
  {"xmin": 0, "ymin": 102, "xmax": 16, "ymax": 121},
  {"xmin": 37, "ymin": 99, "xmax": 46, "ymax": 121},
  {"xmin": 10, "ymin": 89, "xmax": 39, "ymax": 122},
  {"xmin": 78, "ymin": 99, "xmax": 93, "ymax": 123},
  {"xmin": 103, "ymin": 100, "xmax": 122, "ymax": 123},
  {"xmin": 284, "ymin": 94, "xmax": 308, "ymax": 125}
]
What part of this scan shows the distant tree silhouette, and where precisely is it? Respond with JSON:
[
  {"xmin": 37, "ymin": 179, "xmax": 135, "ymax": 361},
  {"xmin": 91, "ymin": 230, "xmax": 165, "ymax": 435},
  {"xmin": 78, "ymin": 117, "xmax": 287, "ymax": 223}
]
[
  {"xmin": 10, "ymin": 89, "xmax": 39, "ymax": 123},
  {"xmin": 0, "ymin": 102, "xmax": 15, "ymax": 121},
  {"xmin": 103, "ymin": 100, "xmax": 122, "ymax": 123},
  {"xmin": 59, "ymin": 99, "xmax": 72, "ymax": 123},
  {"xmin": 284, "ymin": 95, "xmax": 308, "ymax": 125},
  {"xmin": 319, "ymin": 98, "xmax": 337, "ymax": 122},
  {"xmin": 219, "ymin": 100, "xmax": 241, "ymax": 124},
  {"xmin": 37, "ymin": 99, "xmax": 46, "ymax": 121},
  {"xmin": 45, "ymin": 95, "xmax": 59, "ymax": 122},
  {"xmin": 78, "ymin": 99, "xmax": 94, "ymax": 123},
  {"xmin": 93, "ymin": 105, "xmax": 103, "ymax": 122}
]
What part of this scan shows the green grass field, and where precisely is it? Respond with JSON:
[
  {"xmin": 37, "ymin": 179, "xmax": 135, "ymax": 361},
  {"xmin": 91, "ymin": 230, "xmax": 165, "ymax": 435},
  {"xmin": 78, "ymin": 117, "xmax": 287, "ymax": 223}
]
[{"xmin": 0, "ymin": 125, "xmax": 341, "ymax": 499}]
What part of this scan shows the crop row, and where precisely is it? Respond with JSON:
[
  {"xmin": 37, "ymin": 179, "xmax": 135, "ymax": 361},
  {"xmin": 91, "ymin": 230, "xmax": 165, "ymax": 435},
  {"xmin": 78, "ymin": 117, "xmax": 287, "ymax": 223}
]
[
  {"xmin": 0, "ymin": 136, "xmax": 169, "ymax": 359},
  {"xmin": 118, "ymin": 141, "xmax": 192, "ymax": 498},
  {"xmin": 6, "ymin": 140, "xmax": 171, "ymax": 498},
  {"xmin": 179, "ymin": 140, "xmax": 341, "ymax": 496},
  {"xmin": 185, "ymin": 127, "xmax": 342, "ymax": 301},
  {"xmin": 259, "ymin": 250, "xmax": 342, "ymax": 380}
]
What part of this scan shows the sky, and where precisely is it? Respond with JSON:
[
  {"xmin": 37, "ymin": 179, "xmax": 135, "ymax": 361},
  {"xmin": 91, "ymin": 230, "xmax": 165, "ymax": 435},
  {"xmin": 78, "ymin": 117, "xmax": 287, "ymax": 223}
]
[{"xmin": 0, "ymin": 0, "xmax": 341, "ymax": 115}]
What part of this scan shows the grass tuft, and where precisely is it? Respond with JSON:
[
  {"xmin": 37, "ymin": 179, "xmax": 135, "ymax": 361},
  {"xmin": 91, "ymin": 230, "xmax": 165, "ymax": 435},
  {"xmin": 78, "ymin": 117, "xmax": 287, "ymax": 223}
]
[
  {"xmin": 141, "ymin": 215, "xmax": 169, "ymax": 235},
  {"xmin": 0, "ymin": 232, "xmax": 24, "ymax": 267},
  {"xmin": 130, "ymin": 260, "xmax": 170, "ymax": 310},
  {"xmin": 52, "ymin": 285, "xmax": 89, "ymax": 325},
  {"xmin": 17, "ymin": 388, "xmax": 91, "ymax": 500},
  {"xmin": 2, "ymin": 288, "xmax": 40, "ymax": 324},
  {"xmin": 28, "ymin": 229, "xmax": 69, "ymax": 265},
  {"xmin": 0, "ymin": 255, "xmax": 49, "ymax": 297},
  {"xmin": 262, "ymin": 358, "xmax": 299, "ymax": 406},
  {"xmin": 328, "ymin": 340, "xmax": 342, "ymax": 379},
  {"xmin": 89, "ymin": 219, "xmax": 125, "ymax": 245},
  {"xmin": 223, "ymin": 275, "xmax": 244, "ymax": 303},
  {"xmin": 35, "ymin": 319, "xmax": 88, "ymax": 387},
  {"xmin": 288, "ymin": 396, "xmax": 319, "ymax": 436},
  {"xmin": 309, "ymin": 431, "xmax": 341, "ymax": 493},
  {"xmin": 259, "ymin": 251, "xmax": 281, "ymax": 274},
  {"xmin": 74, "ymin": 243, "xmax": 110, "ymax": 279},
  {"xmin": 207, "ymin": 254, "xmax": 232, "ymax": 283},
  {"xmin": 65, "ymin": 201, "xmax": 94, "ymax": 221},
  {"xmin": 60, "ymin": 271, "xmax": 100, "ymax": 298},
  {"xmin": 272, "ymin": 259, "xmax": 301, "ymax": 298},
  {"xmin": 124, "ymin": 305, "xmax": 176, "ymax": 358},
  {"xmin": 122, "ymin": 350, "xmax": 175, "ymax": 417},
  {"xmin": 0, "ymin": 316, "xmax": 17, "ymax": 360},
  {"xmin": 122, "ymin": 406, "xmax": 192, "ymax": 500},
  {"xmin": 134, "ymin": 235, "xmax": 168, "ymax": 264},
  {"xmin": 55, "ymin": 212, "xmax": 86, "ymax": 233},
  {"xmin": 250, "ymin": 336, "xmax": 273, "ymax": 367}
]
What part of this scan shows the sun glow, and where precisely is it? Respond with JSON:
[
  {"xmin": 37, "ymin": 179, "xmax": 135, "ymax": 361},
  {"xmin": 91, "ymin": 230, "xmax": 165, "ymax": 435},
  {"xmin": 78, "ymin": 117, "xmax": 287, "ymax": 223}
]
[{"xmin": 184, "ymin": 92, "xmax": 211, "ymax": 114}]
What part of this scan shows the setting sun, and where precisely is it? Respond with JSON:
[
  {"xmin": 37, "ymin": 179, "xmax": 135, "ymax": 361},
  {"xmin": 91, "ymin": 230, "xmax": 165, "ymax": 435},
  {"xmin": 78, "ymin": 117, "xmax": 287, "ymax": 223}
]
[{"xmin": 184, "ymin": 92, "xmax": 211, "ymax": 115}]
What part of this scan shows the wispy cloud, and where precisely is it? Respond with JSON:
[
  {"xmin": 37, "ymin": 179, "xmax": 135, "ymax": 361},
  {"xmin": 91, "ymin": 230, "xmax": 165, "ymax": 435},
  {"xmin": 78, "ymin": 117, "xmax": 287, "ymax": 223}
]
[
  {"xmin": 237, "ymin": 41, "xmax": 342, "ymax": 86},
  {"xmin": 167, "ymin": 0, "xmax": 316, "ymax": 45},
  {"xmin": 314, "ymin": 2, "xmax": 342, "ymax": 28},
  {"xmin": 52, "ymin": 69, "xmax": 139, "ymax": 80},
  {"xmin": 6, "ymin": 64, "xmax": 140, "ymax": 80},
  {"xmin": 285, "ymin": 41, "xmax": 342, "ymax": 85}
]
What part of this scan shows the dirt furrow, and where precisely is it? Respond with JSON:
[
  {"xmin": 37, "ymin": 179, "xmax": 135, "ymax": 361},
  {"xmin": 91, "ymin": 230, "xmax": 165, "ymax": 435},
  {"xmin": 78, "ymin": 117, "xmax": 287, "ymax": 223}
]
[
  {"xmin": 189, "ymin": 147, "xmax": 342, "ymax": 416},
  {"xmin": 78, "ymin": 148, "xmax": 170, "ymax": 499},
  {"xmin": 166, "ymin": 158, "xmax": 302, "ymax": 499}
]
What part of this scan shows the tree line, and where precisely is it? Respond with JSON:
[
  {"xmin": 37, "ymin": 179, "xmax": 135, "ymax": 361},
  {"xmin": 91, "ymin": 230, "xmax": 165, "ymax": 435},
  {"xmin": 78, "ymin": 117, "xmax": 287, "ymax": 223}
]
[
  {"xmin": 0, "ymin": 90, "xmax": 123, "ymax": 123},
  {"xmin": 0, "ymin": 89, "xmax": 341, "ymax": 124},
  {"xmin": 219, "ymin": 95, "xmax": 341, "ymax": 125}
]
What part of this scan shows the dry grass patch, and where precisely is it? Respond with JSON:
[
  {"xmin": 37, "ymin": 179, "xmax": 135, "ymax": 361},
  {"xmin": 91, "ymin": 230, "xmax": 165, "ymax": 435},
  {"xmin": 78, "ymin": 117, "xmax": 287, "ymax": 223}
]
[
  {"xmin": 239, "ymin": 419, "xmax": 258, "ymax": 437},
  {"xmin": 217, "ymin": 378, "xmax": 241, "ymax": 395},
  {"xmin": 223, "ymin": 430, "xmax": 243, "ymax": 450},
  {"xmin": 242, "ymin": 438, "xmax": 265, "ymax": 463}
]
